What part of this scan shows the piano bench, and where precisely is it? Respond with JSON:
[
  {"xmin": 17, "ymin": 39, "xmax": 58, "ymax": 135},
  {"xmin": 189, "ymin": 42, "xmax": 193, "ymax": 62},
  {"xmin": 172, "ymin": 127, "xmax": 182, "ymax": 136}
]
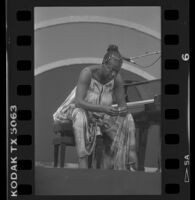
[
  {"xmin": 52, "ymin": 120, "xmax": 75, "ymax": 168},
  {"xmin": 52, "ymin": 120, "xmax": 95, "ymax": 168}
]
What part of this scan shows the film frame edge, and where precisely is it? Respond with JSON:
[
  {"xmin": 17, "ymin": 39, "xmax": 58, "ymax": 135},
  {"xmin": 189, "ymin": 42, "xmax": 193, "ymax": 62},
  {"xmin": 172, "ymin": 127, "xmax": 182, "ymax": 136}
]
[{"xmin": 6, "ymin": 0, "xmax": 190, "ymax": 199}]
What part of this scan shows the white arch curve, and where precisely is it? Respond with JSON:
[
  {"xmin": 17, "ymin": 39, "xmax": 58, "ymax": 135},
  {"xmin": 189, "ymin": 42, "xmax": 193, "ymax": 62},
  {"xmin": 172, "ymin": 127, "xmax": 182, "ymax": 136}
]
[
  {"xmin": 34, "ymin": 57, "xmax": 156, "ymax": 80},
  {"xmin": 35, "ymin": 16, "xmax": 161, "ymax": 40}
]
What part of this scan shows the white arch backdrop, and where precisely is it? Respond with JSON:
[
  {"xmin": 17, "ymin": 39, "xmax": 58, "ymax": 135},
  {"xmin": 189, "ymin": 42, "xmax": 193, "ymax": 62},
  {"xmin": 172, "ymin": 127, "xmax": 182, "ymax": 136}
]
[
  {"xmin": 34, "ymin": 57, "xmax": 156, "ymax": 80},
  {"xmin": 35, "ymin": 16, "xmax": 161, "ymax": 40},
  {"xmin": 35, "ymin": 15, "xmax": 160, "ymax": 79}
]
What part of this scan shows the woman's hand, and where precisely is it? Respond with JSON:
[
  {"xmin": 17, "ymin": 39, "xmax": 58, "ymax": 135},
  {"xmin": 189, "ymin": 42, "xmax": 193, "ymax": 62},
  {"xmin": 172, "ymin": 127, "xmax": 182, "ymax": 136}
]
[
  {"xmin": 101, "ymin": 105, "xmax": 119, "ymax": 116},
  {"xmin": 118, "ymin": 106, "xmax": 128, "ymax": 117}
]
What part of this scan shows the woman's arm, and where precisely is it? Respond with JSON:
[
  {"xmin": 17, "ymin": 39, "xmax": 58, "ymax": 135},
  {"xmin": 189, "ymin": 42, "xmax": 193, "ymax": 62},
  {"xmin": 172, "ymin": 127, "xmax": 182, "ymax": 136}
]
[
  {"xmin": 113, "ymin": 73, "xmax": 127, "ymax": 108},
  {"xmin": 74, "ymin": 68, "xmax": 106, "ymax": 113}
]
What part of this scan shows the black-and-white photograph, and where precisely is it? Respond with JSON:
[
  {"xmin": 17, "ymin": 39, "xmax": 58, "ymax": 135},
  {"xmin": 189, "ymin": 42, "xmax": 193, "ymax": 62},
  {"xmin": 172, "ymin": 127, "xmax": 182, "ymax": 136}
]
[{"xmin": 34, "ymin": 7, "xmax": 161, "ymax": 195}]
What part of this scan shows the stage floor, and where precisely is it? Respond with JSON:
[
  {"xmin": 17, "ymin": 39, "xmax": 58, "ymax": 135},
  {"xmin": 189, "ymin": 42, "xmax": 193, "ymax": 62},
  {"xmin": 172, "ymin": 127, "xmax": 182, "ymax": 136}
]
[{"xmin": 35, "ymin": 163, "xmax": 161, "ymax": 195}]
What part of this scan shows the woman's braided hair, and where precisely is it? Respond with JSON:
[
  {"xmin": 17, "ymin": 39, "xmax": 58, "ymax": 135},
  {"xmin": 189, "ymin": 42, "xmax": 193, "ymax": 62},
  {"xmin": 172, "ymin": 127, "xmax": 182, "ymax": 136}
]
[{"xmin": 102, "ymin": 44, "xmax": 123, "ymax": 65}]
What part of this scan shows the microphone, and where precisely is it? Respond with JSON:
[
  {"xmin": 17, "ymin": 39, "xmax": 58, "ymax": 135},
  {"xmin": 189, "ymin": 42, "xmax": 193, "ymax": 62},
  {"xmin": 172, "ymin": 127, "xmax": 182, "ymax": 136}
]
[{"xmin": 122, "ymin": 56, "xmax": 135, "ymax": 64}]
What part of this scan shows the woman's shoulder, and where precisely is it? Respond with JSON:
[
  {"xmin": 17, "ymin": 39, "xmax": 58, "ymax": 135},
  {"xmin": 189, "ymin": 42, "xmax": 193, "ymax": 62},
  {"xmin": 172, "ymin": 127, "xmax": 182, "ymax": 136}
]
[
  {"xmin": 84, "ymin": 65, "xmax": 100, "ymax": 73},
  {"xmin": 78, "ymin": 67, "xmax": 92, "ymax": 83},
  {"xmin": 78, "ymin": 65, "xmax": 98, "ymax": 85},
  {"xmin": 81, "ymin": 65, "xmax": 100, "ymax": 78}
]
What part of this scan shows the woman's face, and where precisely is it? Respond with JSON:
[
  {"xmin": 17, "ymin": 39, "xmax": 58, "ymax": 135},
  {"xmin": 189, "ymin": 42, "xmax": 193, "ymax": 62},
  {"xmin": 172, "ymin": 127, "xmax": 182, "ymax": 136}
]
[{"xmin": 102, "ymin": 58, "xmax": 122, "ymax": 79}]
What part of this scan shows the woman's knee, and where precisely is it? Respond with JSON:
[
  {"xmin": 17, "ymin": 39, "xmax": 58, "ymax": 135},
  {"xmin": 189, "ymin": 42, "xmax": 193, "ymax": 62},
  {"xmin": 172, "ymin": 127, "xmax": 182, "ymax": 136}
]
[
  {"xmin": 130, "ymin": 144, "xmax": 136, "ymax": 151},
  {"xmin": 72, "ymin": 107, "xmax": 87, "ymax": 122},
  {"xmin": 126, "ymin": 113, "xmax": 134, "ymax": 121},
  {"xmin": 124, "ymin": 113, "xmax": 135, "ymax": 129}
]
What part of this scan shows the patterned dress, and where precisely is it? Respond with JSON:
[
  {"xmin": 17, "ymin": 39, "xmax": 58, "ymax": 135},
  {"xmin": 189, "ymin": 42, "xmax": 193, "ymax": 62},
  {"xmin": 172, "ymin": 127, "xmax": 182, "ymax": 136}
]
[{"xmin": 53, "ymin": 76, "xmax": 136, "ymax": 170}]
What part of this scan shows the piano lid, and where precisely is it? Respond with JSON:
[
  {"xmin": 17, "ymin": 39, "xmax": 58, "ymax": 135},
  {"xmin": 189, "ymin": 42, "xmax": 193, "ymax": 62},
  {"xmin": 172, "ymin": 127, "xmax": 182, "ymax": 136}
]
[{"xmin": 124, "ymin": 79, "xmax": 161, "ymax": 102}]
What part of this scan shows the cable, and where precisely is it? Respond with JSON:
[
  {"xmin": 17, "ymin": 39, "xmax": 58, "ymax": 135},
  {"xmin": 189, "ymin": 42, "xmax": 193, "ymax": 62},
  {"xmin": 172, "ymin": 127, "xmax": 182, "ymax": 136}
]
[
  {"xmin": 132, "ymin": 56, "xmax": 161, "ymax": 68},
  {"xmin": 122, "ymin": 51, "xmax": 161, "ymax": 68}
]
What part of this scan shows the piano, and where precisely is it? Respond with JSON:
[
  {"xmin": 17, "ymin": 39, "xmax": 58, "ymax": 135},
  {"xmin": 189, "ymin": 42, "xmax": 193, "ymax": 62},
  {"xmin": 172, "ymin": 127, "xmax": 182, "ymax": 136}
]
[{"xmin": 123, "ymin": 79, "xmax": 161, "ymax": 171}]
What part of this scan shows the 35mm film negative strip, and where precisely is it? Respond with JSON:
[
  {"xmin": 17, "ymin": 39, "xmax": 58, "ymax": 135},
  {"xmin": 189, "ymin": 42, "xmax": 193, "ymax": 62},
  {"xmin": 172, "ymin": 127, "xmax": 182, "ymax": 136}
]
[{"xmin": 6, "ymin": 0, "xmax": 190, "ymax": 199}]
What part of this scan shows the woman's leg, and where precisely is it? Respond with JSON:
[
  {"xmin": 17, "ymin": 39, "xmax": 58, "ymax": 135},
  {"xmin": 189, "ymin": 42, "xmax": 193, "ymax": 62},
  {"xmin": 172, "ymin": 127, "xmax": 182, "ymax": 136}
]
[
  {"xmin": 100, "ymin": 114, "xmax": 137, "ymax": 170},
  {"xmin": 109, "ymin": 113, "xmax": 137, "ymax": 170},
  {"xmin": 78, "ymin": 157, "xmax": 89, "ymax": 168},
  {"xmin": 71, "ymin": 108, "xmax": 96, "ymax": 169},
  {"xmin": 125, "ymin": 113, "xmax": 138, "ymax": 170}
]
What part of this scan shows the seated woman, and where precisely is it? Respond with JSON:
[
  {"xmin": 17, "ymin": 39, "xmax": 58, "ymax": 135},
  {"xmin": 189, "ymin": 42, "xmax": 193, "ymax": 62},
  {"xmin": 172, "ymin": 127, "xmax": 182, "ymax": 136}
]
[{"xmin": 53, "ymin": 45, "xmax": 137, "ymax": 171}]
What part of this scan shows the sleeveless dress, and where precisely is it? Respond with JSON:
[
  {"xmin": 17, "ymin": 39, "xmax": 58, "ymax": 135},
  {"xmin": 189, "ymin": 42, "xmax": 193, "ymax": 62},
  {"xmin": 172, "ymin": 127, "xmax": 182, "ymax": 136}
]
[{"xmin": 53, "ymin": 75, "xmax": 136, "ymax": 170}]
